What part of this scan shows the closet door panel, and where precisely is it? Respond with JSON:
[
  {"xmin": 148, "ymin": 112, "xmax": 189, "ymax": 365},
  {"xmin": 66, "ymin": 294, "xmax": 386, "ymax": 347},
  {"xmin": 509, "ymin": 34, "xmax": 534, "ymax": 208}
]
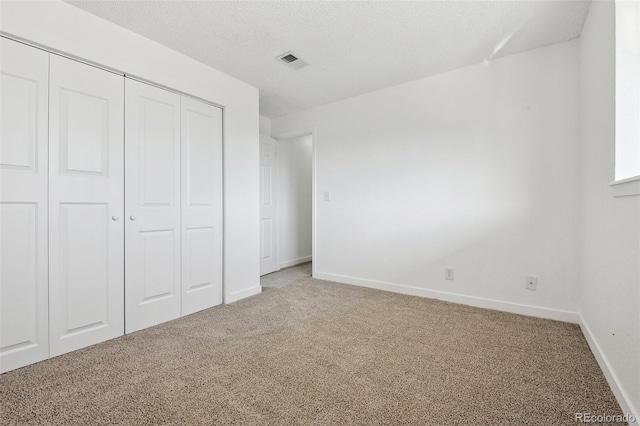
[
  {"xmin": 181, "ymin": 97, "xmax": 223, "ymax": 315},
  {"xmin": 58, "ymin": 204, "xmax": 110, "ymax": 329},
  {"xmin": 125, "ymin": 79, "xmax": 181, "ymax": 333},
  {"xmin": 0, "ymin": 39, "xmax": 49, "ymax": 373},
  {"xmin": 49, "ymin": 55, "xmax": 124, "ymax": 357}
]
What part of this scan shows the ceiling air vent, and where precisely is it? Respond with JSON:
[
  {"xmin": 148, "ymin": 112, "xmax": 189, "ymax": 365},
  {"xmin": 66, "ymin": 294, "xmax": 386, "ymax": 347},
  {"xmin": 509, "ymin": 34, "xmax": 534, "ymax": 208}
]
[
  {"xmin": 280, "ymin": 53, "xmax": 298, "ymax": 63},
  {"xmin": 276, "ymin": 51, "xmax": 308, "ymax": 70}
]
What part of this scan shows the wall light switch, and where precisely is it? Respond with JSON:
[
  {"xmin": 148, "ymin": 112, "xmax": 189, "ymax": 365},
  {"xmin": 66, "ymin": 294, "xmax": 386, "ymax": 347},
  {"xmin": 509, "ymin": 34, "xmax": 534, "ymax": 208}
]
[{"xmin": 324, "ymin": 191, "xmax": 331, "ymax": 201}]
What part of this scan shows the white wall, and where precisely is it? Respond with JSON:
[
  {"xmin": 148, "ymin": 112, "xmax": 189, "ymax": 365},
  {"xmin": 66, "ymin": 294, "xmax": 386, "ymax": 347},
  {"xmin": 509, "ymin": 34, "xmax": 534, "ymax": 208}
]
[
  {"xmin": 579, "ymin": 0, "xmax": 640, "ymax": 417},
  {"xmin": 0, "ymin": 0, "xmax": 261, "ymax": 303},
  {"xmin": 259, "ymin": 115, "xmax": 272, "ymax": 136},
  {"xmin": 272, "ymin": 40, "xmax": 582, "ymax": 321},
  {"xmin": 277, "ymin": 135, "xmax": 313, "ymax": 268}
]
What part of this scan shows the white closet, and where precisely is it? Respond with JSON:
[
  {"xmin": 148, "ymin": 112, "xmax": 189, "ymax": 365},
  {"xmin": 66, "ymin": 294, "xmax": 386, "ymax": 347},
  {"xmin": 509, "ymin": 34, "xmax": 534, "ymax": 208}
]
[
  {"xmin": 48, "ymin": 54, "xmax": 125, "ymax": 357},
  {"xmin": 124, "ymin": 80, "xmax": 224, "ymax": 332},
  {"xmin": 124, "ymin": 80, "xmax": 182, "ymax": 333},
  {"xmin": 180, "ymin": 97, "xmax": 223, "ymax": 316},
  {"xmin": 0, "ymin": 38, "xmax": 224, "ymax": 373},
  {"xmin": 0, "ymin": 38, "xmax": 50, "ymax": 372}
]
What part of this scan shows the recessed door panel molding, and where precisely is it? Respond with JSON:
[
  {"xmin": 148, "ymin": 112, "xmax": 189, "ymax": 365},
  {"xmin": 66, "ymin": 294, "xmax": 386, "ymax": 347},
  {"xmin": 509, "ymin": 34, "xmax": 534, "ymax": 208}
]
[
  {"xmin": 0, "ymin": 39, "xmax": 49, "ymax": 373},
  {"xmin": 141, "ymin": 98, "xmax": 176, "ymax": 206},
  {"xmin": 181, "ymin": 96, "xmax": 223, "ymax": 315},
  {"xmin": 126, "ymin": 79, "xmax": 181, "ymax": 333},
  {"xmin": 59, "ymin": 89, "xmax": 108, "ymax": 175},
  {"xmin": 261, "ymin": 164, "xmax": 272, "ymax": 206},
  {"xmin": 0, "ymin": 204, "xmax": 41, "ymax": 362},
  {"xmin": 0, "ymin": 75, "xmax": 37, "ymax": 170},
  {"xmin": 141, "ymin": 230, "xmax": 177, "ymax": 302},
  {"xmin": 186, "ymin": 111, "xmax": 214, "ymax": 206},
  {"xmin": 185, "ymin": 228, "xmax": 215, "ymax": 292},
  {"xmin": 58, "ymin": 203, "xmax": 109, "ymax": 335},
  {"xmin": 259, "ymin": 136, "xmax": 278, "ymax": 276},
  {"xmin": 49, "ymin": 54, "xmax": 124, "ymax": 357},
  {"xmin": 261, "ymin": 218, "xmax": 273, "ymax": 260}
]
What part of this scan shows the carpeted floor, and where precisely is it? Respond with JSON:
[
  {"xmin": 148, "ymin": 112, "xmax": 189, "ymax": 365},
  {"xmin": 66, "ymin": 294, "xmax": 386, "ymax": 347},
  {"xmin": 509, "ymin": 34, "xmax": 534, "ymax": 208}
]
[
  {"xmin": 0, "ymin": 272, "xmax": 622, "ymax": 425},
  {"xmin": 261, "ymin": 262, "xmax": 312, "ymax": 289}
]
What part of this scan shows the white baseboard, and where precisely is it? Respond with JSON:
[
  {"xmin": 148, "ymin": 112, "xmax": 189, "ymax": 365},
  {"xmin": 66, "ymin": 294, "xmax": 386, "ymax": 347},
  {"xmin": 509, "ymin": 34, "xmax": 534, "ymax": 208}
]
[
  {"xmin": 279, "ymin": 255, "xmax": 312, "ymax": 269},
  {"xmin": 226, "ymin": 285, "xmax": 261, "ymax": 304},
  {"xmin": 313, "ymin": 272, "xmax": 579, "ymax": 323},
  {"xmin": 579, "ymin": 315, "xmax": 639, "ymax": 423}
]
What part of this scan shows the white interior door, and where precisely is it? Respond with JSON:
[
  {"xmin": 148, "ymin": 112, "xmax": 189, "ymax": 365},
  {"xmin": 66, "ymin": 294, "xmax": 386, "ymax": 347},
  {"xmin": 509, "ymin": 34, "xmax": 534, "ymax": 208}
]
[
  {"xmin": 181, "ymin": 97, "xmax": 223, "ymax": 315},
  {"xmin": 0, "ymin": 39, "xmax": 50, "ymax": 373},
  {"xmin": 48, "ymin": 55, "xmax": 124, "ymax": 357},
  {"xmin": 260, "ymin": 135, "xmax": 278, "ymax": 276},
  {"xmin": 125, "ymin": 79, "xmax": 181, "ymax": 333}
]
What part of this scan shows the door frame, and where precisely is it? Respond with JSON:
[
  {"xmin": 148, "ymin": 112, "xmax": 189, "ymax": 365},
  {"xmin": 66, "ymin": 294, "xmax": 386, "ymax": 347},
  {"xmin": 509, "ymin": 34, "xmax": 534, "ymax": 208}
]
[{"xmin": 272, "ymin": 128, "xmax": 316, "ymax": 278}]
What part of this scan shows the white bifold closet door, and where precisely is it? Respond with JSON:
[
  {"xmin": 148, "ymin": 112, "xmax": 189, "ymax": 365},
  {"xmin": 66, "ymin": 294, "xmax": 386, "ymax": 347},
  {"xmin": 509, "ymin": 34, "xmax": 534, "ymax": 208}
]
[
  {"xmin": 180, "ymin": 97, "xmax": 223, "ymax": 315},
  {"xmin": 125, "ymin": 79, "xmax": 181, "ymax": 333},
  {"xmin": 48, "ymin": 55, "xmax": 125, "ymax": 357},
  {"xmin": 0, "ymin": 39, "xmax": 50, "ymax": 373}
]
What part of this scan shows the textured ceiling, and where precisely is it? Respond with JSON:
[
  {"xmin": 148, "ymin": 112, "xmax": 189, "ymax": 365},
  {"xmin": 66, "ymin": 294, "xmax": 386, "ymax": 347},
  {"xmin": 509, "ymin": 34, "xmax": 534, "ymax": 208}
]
[{"xmin": 66, "ymin": 1, "xmax": 591, "ymax": 118}]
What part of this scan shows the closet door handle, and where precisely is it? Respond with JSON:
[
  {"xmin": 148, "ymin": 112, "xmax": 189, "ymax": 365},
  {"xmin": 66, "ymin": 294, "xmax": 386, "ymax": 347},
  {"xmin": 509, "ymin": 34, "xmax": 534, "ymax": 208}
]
[
  {"xmin": 130, "ymin": 215, "xmax": 137, "ymax": 221},
  {"xmin": 111, "ymin": 215, "xmax": 120, "ymax": 221}
]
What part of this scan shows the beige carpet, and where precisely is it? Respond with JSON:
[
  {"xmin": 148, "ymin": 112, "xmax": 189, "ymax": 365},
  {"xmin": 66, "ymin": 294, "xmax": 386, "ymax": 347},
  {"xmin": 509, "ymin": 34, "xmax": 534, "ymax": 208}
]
[
  {"xmin": 261, "ymin": 262, "xmax": 312, "ymax": 289},
  {"xmin": 0, "ymin": 276, "xmax": 622, "ymax": 425}
]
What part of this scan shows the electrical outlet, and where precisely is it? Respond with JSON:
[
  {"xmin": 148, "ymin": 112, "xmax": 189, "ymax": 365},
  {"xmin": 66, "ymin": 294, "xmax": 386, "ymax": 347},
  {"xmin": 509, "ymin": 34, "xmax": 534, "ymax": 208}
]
[
  {"xmin": 525, "ymin": 276, "xmax": 537, "ymax": 291},
  {"xmin": 445, "ymin": 267, "xmax": 454, "ymax": 280}
]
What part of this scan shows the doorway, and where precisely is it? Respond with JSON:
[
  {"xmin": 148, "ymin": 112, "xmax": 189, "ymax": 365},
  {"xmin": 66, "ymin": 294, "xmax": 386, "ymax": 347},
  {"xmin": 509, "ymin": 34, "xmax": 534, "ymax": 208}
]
[{"xmin": 260, "ymin": 132, "xmax": 314, "ymax": 277}]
